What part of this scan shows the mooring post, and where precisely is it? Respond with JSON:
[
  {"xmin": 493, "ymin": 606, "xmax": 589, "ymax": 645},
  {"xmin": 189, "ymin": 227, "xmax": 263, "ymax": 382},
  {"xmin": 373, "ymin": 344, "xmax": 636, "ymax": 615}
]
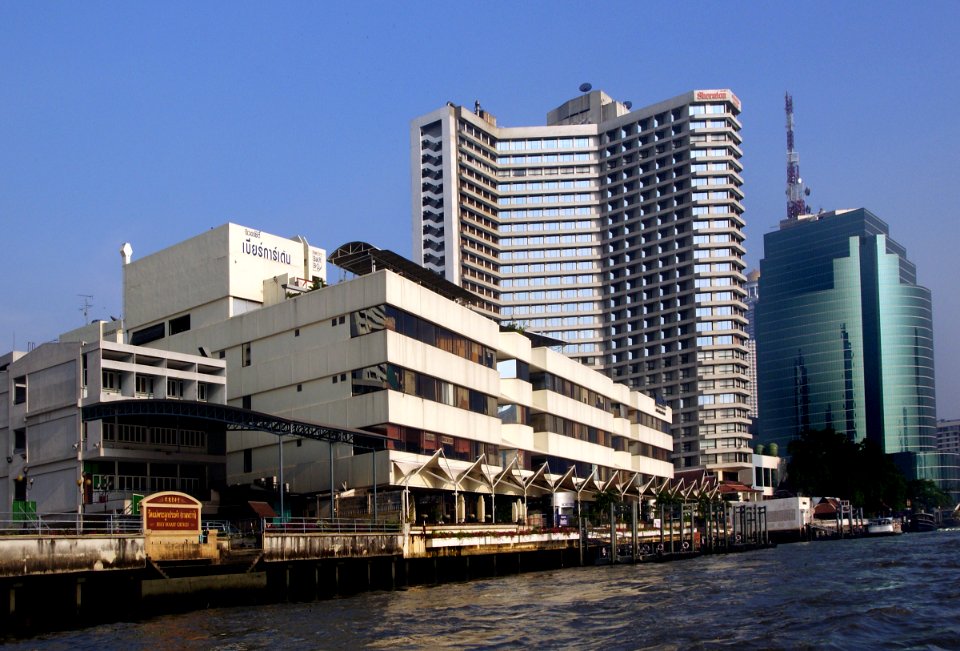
[
  {"xmin": 659, "ymin": 502, "xmax": 665, "ymax": 553},
  {"xmin": 609, "ymin": 502, "xmax": 616, "ymax": 564},
  {"xmin": 578, "ymin": 515, "xmax": 585, "ymax": 567},
  {"xmin": 679, "ymin": 504, "xmax": 685, "ymax": 554},
  {"xmin": 631, "ymin": 500, "xmax": 639, "ymax": 563}
]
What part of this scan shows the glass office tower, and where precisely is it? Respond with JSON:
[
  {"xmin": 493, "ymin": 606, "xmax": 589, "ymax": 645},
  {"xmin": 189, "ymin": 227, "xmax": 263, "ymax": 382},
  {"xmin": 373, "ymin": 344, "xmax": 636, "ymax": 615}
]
[{"xmin": 756, "ymin": 208, "xmax": 953, "ymax": 489}]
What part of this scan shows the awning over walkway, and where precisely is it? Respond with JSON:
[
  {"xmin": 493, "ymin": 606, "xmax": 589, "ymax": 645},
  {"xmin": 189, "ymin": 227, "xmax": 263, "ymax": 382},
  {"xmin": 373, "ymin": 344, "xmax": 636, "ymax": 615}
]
[{"xmin": 81, "ymin": 399, "xmax": 384, "ymax": 446}]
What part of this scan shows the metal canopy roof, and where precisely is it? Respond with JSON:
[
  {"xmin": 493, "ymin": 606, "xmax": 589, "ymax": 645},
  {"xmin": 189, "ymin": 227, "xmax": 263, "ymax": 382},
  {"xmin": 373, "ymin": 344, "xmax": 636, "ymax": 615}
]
[
  {"xmin": 81, "ymin": 399, "xmax": 384, "ymax": 446},
  {"xmin": 329, "ymin": 241, "xmax": 479, "ymax": 306}
]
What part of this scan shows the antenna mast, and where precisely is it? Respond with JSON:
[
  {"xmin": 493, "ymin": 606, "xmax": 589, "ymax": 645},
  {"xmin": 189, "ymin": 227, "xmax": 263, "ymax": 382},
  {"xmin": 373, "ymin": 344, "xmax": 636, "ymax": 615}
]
[
  {"xmin": 79, "ymin": 294, "xmax": 94, "ymax": 324},
  {"xmin": 785, "ymin": 92, "xmax": 810, "ymax": 220}
]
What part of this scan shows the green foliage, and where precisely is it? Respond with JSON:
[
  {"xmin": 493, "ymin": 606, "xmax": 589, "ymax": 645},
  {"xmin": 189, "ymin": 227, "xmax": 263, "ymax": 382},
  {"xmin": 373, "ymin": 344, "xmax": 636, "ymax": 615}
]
[
  {"xmin": 591, "ymin": 488, "xmax": 620, "ymax": 519},
  {"xmin": 906, "ymin": 479, "xmax": 952, "ymax": 511},
  {"xmin": 786, "ymin": 428, "xmax": 907, "ymax": 515}
]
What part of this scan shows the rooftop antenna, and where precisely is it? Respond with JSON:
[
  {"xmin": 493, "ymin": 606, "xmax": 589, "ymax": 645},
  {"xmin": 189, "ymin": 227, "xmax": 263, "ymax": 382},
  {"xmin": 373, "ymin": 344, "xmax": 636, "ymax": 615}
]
[
  {"xmin": 79, "ymin": 294, "xmax": 94, "ymax": 324},
  {"xmin": 785, "ymin": 92, "xmax": 812, "ymax": 220}
]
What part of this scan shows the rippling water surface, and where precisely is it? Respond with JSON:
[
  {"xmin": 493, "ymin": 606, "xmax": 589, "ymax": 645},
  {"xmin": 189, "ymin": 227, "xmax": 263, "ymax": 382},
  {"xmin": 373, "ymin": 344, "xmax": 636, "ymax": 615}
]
[{"xmin": 11, "ymin": 530, "xmax": 960, "ymax": 650}]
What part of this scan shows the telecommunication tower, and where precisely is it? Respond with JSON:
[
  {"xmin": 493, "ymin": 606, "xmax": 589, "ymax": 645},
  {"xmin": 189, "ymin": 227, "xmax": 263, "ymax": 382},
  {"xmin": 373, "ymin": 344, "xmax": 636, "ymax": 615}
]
[{"xmin": 785, "ymin": 92, "xmax": 811, "ymax": 220}]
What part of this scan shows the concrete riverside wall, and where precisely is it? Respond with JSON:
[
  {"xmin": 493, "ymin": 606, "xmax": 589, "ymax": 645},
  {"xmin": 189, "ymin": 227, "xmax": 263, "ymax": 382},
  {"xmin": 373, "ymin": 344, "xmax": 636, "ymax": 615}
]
[
  {"xmin": 0, "ymin": 535, "xmax": 146, "ymax": 577},
  {"xmin": 262, "ymin": 532, "xmax": 404, "ymax": 561},
  {"xmin": 141, "ymin": 572, "xmax": 268, "ymax": 598},
  {"xmin": 418, "ymin": 531, "xmax": 580, "ymax": 557}
]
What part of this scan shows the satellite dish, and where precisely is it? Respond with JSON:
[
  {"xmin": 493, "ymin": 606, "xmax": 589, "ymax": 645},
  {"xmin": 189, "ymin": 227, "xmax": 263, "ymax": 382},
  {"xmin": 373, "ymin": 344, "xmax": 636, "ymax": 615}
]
[
  {"xmin": 624, "ymin": 101, "xmax": 633, "ymax": 110},
  {"xmin": 579, "ymin": 83, "xmax": 592, "ymax": 93}
]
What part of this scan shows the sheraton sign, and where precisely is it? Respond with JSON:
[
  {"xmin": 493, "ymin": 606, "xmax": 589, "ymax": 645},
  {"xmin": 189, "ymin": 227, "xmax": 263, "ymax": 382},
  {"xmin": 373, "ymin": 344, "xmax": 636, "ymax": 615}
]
[
  {"xmin": 695, "ymin": 90, "xmax": 741, "ymax": 111},
  {"xmin": 141, "ymin": 491, "xmax": 201, "ymax": 534}
]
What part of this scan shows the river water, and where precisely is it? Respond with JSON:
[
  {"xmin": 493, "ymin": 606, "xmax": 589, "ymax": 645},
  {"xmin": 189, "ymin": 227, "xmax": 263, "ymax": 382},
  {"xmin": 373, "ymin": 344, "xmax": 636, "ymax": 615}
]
[{"xmin": 9, "ymin": 529, "xmax": 960, "ymax": 650}]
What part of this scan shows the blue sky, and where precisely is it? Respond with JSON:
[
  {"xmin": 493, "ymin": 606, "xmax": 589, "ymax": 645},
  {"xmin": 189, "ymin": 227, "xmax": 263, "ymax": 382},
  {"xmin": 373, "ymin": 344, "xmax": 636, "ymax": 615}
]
[{"xmin": 1, "ymin": 2, "xmax": 957, "ymax": 414}]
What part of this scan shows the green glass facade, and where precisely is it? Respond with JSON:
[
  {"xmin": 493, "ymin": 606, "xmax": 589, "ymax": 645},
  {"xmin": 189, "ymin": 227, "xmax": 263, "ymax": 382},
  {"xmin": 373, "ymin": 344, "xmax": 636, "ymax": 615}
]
[{"xmin": 756, "ymin": 209, "xmax": 948, "ymax": 489}]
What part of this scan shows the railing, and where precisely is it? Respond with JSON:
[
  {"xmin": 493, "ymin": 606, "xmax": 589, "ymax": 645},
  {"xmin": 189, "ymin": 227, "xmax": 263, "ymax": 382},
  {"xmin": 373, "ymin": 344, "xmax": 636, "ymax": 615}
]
[
  {"xmin": 92, "ymin": 475, "xmax": 200, "ymax": 494},
  {"xmin": 263, "ymin": 518, "xmax": 403, "ymax": 534},
  {"xmin": 0, "ymin": 512, "xmax": 143, "ymax": 536},
  {"xmin": 201, "ymin": 519, "xmax": 239, "ymax": 535}
]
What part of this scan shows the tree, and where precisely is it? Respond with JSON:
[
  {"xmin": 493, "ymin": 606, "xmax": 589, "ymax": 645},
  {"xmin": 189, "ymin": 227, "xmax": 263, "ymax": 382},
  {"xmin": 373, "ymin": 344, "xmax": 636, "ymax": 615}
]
[
  {"xmin": 592, "ymin": 488, "xmax": 620, "ymax": 520},
  {"xmin": 785, "ymin": 427, "xmax": 859, "ymax": 498},
  {"xmin": 785, "ymin": 428, "xmax": 908, "ymax": 514},
  {"xmin": 852, "ymin": 439, "xmax": 906, "ymax": 514},
  {"xmin": 906, "ymin": 479, "xmax": 951, "ymax": 511}
]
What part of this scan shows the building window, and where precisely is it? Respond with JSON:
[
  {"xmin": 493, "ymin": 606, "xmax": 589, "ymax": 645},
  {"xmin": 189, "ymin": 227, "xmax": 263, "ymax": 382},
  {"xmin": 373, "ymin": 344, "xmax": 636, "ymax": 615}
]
[
  {"xmin": 198, "ymin": 383, "xmax": 208, "ymax": 401},
  {"xmin": 242, "ymin": 342, "xmax": 252, "ymax": 367},
  {"xmin": 13, "ymin": 428, "xmax": 26, "ymax": 454},
  {"xmin": 136, "ymin": 375, "xmax": 155, "ymax": 396},
  {"xmin": 13, "ymin": 376, "xmax": 26, "ymax": 404},
  {"xmin": 242, "ymin": 395, "xmax": 252, "ymax": 410},
  {"xmin": 130, "ymin": 322, "xmax": 165, "ymax": 346},
  {"xmin": 102, "ymin": 371, "xmax": 120, "ymax": 393},
  {"xmin": 297, "ymin": 384, "xmax": 303, "ymax": 392},
  {"xmin": 168, "ymin": 314, "xmax": 191, "ymax": 336},
  {"xmin": 295, "ymin": 328, "xmax": 300, "ymax": 337},
  {"xmin": 243, "ymin": 448, "xmax": 252, "ymax": 474},
  {"xmin": 167, "ymin": 379, "xmax": 184, "ymax": 398}
]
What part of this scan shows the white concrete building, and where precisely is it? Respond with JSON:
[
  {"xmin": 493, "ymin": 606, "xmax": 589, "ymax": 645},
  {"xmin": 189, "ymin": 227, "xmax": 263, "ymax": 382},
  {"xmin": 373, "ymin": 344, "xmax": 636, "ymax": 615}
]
[
  {"xmin": 123, "ymin": 223, "xmax": 326, "ymax": 348},
  {"xmin": 938, "ymin": 419, "xmax": 960, "ymax": 455},
  {"xmin": 120, "ymin": 227, "xmax": 673, "ymax": 522},
  {"xmin": 412, "ymin": 89, "xmax": 751, "ymax": 482},
  {"xmin": 1, "ymin": 328, "xmax": 226, "ymax": 514}
]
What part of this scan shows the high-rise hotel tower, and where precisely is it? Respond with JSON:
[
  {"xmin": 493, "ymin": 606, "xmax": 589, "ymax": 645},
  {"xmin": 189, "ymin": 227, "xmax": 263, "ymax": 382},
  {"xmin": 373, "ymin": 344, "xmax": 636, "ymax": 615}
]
[{"xmin": 411, "ymin": 89, "xmax": 751, "ymax": 478}]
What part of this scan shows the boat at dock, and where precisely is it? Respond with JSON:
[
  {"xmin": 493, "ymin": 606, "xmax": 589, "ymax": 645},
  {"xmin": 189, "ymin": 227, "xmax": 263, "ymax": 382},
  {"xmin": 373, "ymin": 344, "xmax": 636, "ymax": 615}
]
[{"xmin": 866, "ymin": 517, "xmax": 902, "ymax": 536}]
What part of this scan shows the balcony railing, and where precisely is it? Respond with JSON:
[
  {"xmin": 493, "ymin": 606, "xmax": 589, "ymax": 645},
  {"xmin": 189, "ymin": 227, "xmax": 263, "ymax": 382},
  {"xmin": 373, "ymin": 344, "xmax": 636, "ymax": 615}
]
[{"xmin": 0, "ymin": 512, "xmax": 142, "ymax": 536}]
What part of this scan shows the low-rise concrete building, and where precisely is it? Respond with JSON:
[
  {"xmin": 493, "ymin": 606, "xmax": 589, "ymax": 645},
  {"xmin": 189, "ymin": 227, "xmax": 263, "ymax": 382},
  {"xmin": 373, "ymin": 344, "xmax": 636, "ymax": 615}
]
[
  {"xmin": 120, "ymin": 227, "xmax": 674, "ymax": 522},
  {"xmin": 1, "ymin": 330, "xmax": 227, "ymax": 514}
]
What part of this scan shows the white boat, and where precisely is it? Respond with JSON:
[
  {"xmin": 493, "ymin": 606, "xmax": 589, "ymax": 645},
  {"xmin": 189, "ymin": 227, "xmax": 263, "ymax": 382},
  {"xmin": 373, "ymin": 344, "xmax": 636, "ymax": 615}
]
[{"xmin": 867, "ymin": 517, "xmax": 902, "ymax": 536}]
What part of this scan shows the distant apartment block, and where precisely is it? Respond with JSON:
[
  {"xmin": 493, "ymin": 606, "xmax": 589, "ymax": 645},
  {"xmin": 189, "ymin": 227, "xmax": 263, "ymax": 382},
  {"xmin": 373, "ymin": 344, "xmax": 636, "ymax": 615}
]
[
  {"xmin": 938, "ymin": 419, "xmax": 960, "ymax": 455},
  {"xmin": 412, "ymin": 89, "xmax": 751, "ymax": 481}
]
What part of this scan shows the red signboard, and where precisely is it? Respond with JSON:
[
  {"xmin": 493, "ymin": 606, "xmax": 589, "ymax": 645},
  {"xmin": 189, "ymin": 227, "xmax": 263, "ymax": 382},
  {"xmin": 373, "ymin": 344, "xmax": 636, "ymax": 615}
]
[
  {"xmin": 145, "ymin": 506, "xmax": 199, "ymax": 531},
  {"xmin": 142, "ymin": 491, "xmax": 201, "ymax": 533}
]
